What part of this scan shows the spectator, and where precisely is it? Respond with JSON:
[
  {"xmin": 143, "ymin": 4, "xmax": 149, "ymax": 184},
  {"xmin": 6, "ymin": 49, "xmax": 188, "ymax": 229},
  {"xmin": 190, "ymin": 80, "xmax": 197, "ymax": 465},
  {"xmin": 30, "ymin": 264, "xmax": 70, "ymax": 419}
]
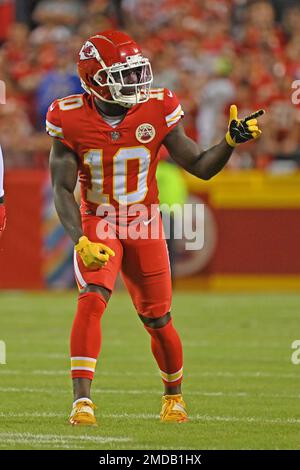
[
  {"xmin": 0, "ymin": 0, "xmax": 15, "ymax": 43},
  {"xmin": 0, "ymin": 0, "xmax": 299, "ymax": 170},
  {"xmin": 36, "ymin": 44, "xmax": 82, "ymax": 126}
]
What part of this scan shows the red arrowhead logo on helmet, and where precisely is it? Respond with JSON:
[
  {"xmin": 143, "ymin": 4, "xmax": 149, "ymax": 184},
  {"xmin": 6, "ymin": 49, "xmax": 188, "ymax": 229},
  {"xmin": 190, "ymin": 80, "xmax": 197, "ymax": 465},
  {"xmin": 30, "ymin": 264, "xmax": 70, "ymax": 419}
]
[
  {"xmin": 79, "ymin": 41, "xmax": 98, "ymax": 60},
  {"xmin": 77, "ymin": 30, "xmax": 153, "ymax": 108}
]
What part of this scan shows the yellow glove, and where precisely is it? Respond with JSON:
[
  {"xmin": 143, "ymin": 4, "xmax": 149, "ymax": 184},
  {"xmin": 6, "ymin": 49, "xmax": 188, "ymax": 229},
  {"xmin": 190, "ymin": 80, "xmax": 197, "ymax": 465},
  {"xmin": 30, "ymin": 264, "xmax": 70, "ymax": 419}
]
[
  {"xmin": 75, "ymin": 236, "xmax": 115, "ymax": 269},
  {"xmin": 225, "ymin": 104, "xmax": 265, "ymax": 147}
]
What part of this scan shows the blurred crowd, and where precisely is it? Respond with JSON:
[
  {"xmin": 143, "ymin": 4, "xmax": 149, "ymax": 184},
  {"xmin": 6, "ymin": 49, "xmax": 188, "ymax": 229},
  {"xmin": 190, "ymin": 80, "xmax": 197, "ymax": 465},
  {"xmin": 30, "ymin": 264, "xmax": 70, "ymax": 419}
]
[{"xmin": 0, "ymin": 0, "xmax": 300, "ymax": 171}]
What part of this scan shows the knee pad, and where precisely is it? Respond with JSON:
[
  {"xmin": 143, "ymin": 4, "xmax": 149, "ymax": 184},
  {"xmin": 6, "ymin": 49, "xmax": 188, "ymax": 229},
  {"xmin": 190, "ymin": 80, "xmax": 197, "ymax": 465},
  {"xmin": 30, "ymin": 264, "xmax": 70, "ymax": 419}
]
[
  {"xmin": 81, "ymin": 284, "xmax": 110, "ymax": 303},
  {"xmin": 139, "ymin": 312, "xmax": 171, "ymax": 329},
  {"xmin": 136, "ymin": 297, "xmax": 172, "ymax": 320}
]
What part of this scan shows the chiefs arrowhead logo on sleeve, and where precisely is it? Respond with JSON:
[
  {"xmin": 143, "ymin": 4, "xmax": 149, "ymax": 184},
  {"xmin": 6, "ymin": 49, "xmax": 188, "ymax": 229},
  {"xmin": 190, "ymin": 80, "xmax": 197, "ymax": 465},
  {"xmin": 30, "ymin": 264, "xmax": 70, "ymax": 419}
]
[{"xmin": 135, "ymin": 123, "xmax": 156, "ymax": 143}]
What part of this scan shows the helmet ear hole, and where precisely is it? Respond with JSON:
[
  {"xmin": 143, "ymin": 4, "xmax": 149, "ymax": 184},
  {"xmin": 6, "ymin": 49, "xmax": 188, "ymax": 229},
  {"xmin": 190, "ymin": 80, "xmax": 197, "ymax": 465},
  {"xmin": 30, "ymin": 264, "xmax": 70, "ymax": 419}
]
[{"xmin": 92, "ymin": 70, "xmax": 107, "ymax": 86}]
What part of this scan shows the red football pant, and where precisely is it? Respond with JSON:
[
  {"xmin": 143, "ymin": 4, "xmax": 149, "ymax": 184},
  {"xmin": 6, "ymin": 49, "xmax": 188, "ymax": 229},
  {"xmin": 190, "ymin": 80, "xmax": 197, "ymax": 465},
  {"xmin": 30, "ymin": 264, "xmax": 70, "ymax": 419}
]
[
  {"xmin": 70, "ymin": 292, "xmax": 106, "ymax": 380},
  {"xmin": 74, "ymin": 214, "xmax": 172, "ymax": 319},
  {"xmin": 71, "ymin": 213, "xmax": 182, "ymax": 386}
]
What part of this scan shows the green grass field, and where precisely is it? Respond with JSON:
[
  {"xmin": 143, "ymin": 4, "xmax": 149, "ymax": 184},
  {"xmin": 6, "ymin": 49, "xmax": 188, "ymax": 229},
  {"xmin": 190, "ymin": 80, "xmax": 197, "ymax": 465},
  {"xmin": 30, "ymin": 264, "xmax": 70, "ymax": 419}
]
[{"xmin": 0, "ymin": 291, "xmax": 300, "ymax": 450}]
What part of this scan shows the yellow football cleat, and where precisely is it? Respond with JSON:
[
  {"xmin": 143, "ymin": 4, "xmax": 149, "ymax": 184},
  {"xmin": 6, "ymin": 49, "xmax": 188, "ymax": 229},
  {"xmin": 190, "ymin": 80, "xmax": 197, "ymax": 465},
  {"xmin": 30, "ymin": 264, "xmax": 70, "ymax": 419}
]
[
  {"xmin": 69, "ymin": 399, "xmax": 97, "ymax": 426},
  {"xmin": 160, "ymin": 394, "xmax": 188, "ymax": 423}
]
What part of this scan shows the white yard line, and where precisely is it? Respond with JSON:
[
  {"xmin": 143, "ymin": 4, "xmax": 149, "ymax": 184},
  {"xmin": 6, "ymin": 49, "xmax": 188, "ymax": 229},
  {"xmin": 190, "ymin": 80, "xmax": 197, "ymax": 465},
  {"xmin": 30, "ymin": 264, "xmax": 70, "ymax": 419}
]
[
  {"xmin": 195, "ymin": 371, "xmax": 300, "ymax": 379},
  {"xmin": 6, "ymin": 353, "xmax": 66, "ymax": 359},
  {"xmin": 1, "ymin": 369, "xmax": 300, "ymax": 379},
  {"xmin": 0, "ymin": 442, "xmax": 86, "ymax": 449},
  {"xmin": 0, "ymin": 412, "xmax": 300, "ymax": 426},
  {"xmin": 194, "ymin": 414, "xmax": 300, "ymax": 425},
  {"xmin": 102, "ymin": 413, "xmax": 300, "ymax": 425},
  {"xmin": 0, "ymin": 432, "xmax": 131, "ymax": 444},
  {"xmin": 1, "ymin": 386, "xmax": 300, "ymax": 400},
  {"xmin": 0, "ymin": 412, "xmax": 66, "ymax": 418}
]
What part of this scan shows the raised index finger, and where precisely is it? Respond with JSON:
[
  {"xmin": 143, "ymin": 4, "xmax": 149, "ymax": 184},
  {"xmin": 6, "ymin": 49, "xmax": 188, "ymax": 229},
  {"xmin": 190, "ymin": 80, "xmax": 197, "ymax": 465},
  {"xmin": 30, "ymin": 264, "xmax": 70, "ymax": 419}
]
[{"xmin": 244, "ymin": 109, "xmax": 265, "ymax": 122}]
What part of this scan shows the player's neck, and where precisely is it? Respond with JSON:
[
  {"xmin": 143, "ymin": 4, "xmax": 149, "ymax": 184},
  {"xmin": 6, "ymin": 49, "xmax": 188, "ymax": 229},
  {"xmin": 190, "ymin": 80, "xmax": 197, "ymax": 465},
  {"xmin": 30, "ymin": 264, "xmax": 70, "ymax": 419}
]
[{"xmin": 94, "ymin": 97, "xmax": 128, "ymax": 117}]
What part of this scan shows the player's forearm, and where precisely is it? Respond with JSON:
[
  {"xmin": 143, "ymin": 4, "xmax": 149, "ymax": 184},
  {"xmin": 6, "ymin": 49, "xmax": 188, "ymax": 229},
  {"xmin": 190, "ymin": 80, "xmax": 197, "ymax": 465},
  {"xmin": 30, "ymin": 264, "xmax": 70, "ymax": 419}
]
[
  {"xmin": 189, "ymin": 138, "xmax": 233, "ymax": 180},
  {"xmin": 164, "ymin": 123, "xmax": 234, "ymax": 180},
  {"xmin": 53, "ymin": 187, "xmax": 83, "ymax": 244}
]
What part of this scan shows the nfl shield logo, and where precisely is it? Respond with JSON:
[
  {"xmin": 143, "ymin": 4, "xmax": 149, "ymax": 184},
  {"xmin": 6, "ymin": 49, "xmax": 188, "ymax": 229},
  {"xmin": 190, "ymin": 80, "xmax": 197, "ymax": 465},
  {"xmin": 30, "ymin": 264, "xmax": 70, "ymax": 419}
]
[{"xmin": 111, "ymin": 131, "xmax": 120, "ymax": 141}]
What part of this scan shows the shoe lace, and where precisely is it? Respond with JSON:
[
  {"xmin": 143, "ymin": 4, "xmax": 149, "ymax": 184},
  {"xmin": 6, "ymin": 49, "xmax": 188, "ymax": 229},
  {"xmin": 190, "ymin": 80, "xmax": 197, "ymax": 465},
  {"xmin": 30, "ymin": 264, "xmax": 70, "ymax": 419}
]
[
  {"xmin": 162, "ymin": 397, "xmax": 186, "ymax": 418},
  {"xmin": 76, "ymin": 401, "xmax": 96, "ymax": 412}
]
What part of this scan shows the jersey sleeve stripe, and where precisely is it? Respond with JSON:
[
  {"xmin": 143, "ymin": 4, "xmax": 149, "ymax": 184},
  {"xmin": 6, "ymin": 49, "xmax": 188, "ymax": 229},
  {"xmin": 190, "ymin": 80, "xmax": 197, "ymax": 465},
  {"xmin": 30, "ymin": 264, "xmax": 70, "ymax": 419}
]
[
  {"xmin": 166, "ymin": 114, "xmax": 184, "ymax": 128},
  {"xmin": 46, "ymin": 120, "xmax": 64, "ymax": 138},
  {"xmin": 166, "ymin": 109, "xmax": 184, "ymax": 124},
  {"xmin": 46, "ymin": 120, "xmax": 63, "ymax": 133},
  {"xmin": 46, "ymin": 128, "xmax": 64, "ymax": 138},
  {"xmin": 165, "ymin": 105, "xmax": 184, "ymax": 123}
]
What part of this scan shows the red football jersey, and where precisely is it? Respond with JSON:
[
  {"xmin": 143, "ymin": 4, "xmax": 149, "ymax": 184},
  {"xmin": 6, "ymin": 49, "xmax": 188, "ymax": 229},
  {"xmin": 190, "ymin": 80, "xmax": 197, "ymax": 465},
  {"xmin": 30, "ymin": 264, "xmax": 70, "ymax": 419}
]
[{"xmin": 46, "ymin": 88, "xmax": 184, "ymax": 216}]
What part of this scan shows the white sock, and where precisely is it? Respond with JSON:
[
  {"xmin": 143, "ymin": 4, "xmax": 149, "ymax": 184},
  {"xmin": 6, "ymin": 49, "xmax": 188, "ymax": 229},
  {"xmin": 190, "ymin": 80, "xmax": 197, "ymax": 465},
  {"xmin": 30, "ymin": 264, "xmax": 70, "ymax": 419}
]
[{"xmin": 73, "ymin": 397, "xmax": 93, "ymax": 406}]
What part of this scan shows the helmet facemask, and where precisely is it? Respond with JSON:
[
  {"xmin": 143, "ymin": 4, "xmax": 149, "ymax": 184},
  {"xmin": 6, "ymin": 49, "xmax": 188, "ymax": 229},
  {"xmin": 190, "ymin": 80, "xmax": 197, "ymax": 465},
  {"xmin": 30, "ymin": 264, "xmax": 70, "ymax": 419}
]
[{"xmin": 93, "ymin": 54, "xmax": 153, "ymax": 108}]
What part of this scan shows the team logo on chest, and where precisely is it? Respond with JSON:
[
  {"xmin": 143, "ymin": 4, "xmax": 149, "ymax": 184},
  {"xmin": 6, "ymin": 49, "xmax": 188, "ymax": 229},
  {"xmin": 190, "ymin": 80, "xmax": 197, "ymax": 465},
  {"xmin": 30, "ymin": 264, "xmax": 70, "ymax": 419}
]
[{"xmin": 135, "ymin": 123, "xmax": 156, "ymax": 143}]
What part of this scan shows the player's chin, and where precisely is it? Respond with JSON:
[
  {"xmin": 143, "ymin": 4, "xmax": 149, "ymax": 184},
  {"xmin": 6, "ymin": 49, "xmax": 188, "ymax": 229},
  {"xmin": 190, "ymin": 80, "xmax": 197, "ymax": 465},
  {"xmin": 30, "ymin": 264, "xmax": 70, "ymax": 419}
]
[{"xmin": 121, "ymin": 88, "xmax": 136, "ymax": 96}]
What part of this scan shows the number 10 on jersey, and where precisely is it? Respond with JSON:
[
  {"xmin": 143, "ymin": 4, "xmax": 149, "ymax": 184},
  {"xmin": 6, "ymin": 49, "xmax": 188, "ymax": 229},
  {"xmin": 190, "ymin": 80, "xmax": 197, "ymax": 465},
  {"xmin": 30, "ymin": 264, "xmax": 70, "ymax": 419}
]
[{"xmin": 83, "ymin": 146, "xmax": 151, "ymax": 205}]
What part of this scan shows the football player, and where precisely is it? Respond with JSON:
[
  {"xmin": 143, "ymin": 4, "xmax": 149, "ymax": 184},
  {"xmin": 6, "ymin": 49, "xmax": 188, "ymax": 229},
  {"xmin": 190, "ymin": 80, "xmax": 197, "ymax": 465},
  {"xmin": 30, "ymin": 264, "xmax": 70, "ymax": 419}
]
[
  {"xmin": 47, "ymin": 30, "xmax": 264, "ymax": 425},
  {"xmin": 0, "ymin": 145, "xmax": 6, "ymax": 238}
]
